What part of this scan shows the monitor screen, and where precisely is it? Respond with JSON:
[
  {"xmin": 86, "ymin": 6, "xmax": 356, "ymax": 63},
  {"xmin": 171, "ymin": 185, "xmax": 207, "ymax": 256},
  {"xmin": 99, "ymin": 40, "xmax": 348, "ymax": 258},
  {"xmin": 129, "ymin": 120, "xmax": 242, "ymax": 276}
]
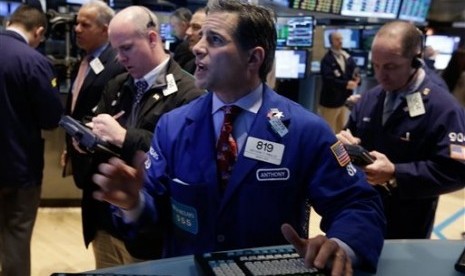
[
  {"xmin": 289, "ymin": 0, "xmax": 343, "ymax": 14},
  {"xmin": 159, "ymin": 23, "xmax": 175, "ymax": 42},
  {"xmin": 0, "ymin": 1, "xmax": 20, "ymax": 17},
  {"xmin": 425, "ymin": 35, "xmax": 461, "ymax": 70},
  {"xmin": 433, "ymin": 53, "xmax": 453, "ymax": 71},
  {"xmin": 341, "ymin": 0, "xmax": 402, "ymax": 19},
  {"xmin": 323, "ymin": 28, "xmax": 361, "ymax": 49},
  {"xmin": 276, "ymin": 16, "xmax": 314, "ymax": 48},
  {"xmin": 397, "ymin": 0, "xmax": 431, "ymax": 22},
  {"xmin": 361, "ymin": 27, "xmax": 379, "ymax": 51},
  {"xmin": 65, "ymin": 0, "xmax": 87, "ymax": 5},
  {"xmin": 348, "ymin": 50, "xmax": 368, "ymax": 70},
  {"xmin": 0, "ymin": 2, "xmax": 8, "ymax": 16},
  {"xmin": 275, "ymin": 49, "xmax": 308, "ymax": 79},
  {"xmin": 9, "ymin": 1, "xmax": 19, "ymax": 11},
  {"xmin": 425, "ymin": 35, "xmax": 461, "ymax": 54}
]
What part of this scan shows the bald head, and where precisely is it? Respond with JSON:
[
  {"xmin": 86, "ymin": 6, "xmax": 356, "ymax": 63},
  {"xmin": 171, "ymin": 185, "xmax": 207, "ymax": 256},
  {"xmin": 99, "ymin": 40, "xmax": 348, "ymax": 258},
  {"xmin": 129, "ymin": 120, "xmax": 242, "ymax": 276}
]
[
  {"xmin": 329, "ymin": 31, "xmax": 343, "ymax": 50},
  {"xmin": 374, "ymin": 21, "xmax": 423, "ymax": 59},
  {"xmin": 109, "ymin": 6, "xmax": 168, "ymax": 79},
  {"xmin": 109, "ymin": 6, "xmax": 159, "ymax": 37}
]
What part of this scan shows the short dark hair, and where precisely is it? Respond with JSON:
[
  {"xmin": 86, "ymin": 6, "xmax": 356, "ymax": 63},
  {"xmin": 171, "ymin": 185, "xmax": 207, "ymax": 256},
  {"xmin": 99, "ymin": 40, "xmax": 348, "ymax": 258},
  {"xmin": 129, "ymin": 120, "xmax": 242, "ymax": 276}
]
[
  {"xmin": 207, "ymin": 0, "xmax": 276, "ymax": 81},
  {"xmin": 9, "ymin": 4, "xmax": 47, "ymax": 31}
]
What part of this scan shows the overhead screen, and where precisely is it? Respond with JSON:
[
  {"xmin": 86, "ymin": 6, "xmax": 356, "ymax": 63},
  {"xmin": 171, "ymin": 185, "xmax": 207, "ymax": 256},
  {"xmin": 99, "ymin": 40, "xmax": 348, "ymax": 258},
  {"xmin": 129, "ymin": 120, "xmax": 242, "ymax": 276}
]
[
  {"xmin": 397, "ymin": 0, "xmax": 431, "ymax": 22},
  {"xmin": 275, "ymin": 49, "xmax": 308, "ymax": 79},
  {"xmin": 341, "ymin": 0, "xmax": 402, "ymax": 19},
  {"xmin": 289, "ymin": 0, "xmax": 343, "ymax": 14},
  {"xmin": 425, "ymin": 35, "xmax": 461, "ymax": 70},
  {"xmin": 276, "ymin": 16, "xmax": 314, "ymax": 48}
]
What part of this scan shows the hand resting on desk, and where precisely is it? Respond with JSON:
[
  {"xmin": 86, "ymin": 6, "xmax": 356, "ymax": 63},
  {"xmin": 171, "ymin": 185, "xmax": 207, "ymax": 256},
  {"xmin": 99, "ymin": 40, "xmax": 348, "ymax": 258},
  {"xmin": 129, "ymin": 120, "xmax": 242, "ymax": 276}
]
[{"xmin": 282, "ymin": 224, "xmax": 352, "ymax": 276}]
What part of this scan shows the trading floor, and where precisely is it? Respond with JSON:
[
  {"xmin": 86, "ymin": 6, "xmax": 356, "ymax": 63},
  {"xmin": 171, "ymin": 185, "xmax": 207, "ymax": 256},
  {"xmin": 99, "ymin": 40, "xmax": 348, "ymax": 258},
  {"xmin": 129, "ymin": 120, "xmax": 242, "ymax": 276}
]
[{"xmin": 31, "ymin": 189, "xmax": 464, "ymax": 276}]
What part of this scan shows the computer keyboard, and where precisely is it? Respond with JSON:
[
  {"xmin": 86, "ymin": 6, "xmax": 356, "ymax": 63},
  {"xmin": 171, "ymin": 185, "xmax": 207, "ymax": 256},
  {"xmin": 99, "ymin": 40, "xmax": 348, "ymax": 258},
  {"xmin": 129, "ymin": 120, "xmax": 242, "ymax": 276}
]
[{"xmin": 195, "ymin": 246, "xmax": 327, "ymax": 276}]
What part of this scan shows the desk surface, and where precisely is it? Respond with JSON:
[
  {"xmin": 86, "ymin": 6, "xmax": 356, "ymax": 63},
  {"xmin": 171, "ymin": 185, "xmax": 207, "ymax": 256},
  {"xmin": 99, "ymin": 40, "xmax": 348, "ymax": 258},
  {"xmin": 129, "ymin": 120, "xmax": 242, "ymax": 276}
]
[{"xmin": 90, "ymin": 240, "xmax": 465, "ymax": 276}]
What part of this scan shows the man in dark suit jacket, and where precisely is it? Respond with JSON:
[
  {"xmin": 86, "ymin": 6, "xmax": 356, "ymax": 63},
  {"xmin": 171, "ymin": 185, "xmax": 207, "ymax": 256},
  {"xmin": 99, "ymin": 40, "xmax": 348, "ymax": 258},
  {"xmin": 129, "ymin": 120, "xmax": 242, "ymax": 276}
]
[
  {"xmin": 61, "ymin": 0, "xmax": 125, "ymax": 268},
  {"xmin": 319, "ymin": 31, "xmax": 360, "ymax": 133},
  {"xmin": 63, "ymin": 1, "xmax": 125, "ymax": 186},
  {"xmin": 83, "ymin": 6, "xmax": 204, "ymax": 268},
  {"xmin": 0, "ymin": 5, "xmax": 63, "ymax": 276}
]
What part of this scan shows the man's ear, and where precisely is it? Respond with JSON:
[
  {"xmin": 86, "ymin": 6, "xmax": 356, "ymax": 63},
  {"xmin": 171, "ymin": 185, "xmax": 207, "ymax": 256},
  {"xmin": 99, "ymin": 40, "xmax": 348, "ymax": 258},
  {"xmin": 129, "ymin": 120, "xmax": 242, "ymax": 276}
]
[
  {"xmin": 248, "ymin": 46, "xmax": 265, "ymax": 70},
  {"xmin": 35, "ymin": 26, "xmax": 45, "ymax": 40},
  {"xmin": 147, "ymin": 30, "xmax": 159, "ymax": 47}
]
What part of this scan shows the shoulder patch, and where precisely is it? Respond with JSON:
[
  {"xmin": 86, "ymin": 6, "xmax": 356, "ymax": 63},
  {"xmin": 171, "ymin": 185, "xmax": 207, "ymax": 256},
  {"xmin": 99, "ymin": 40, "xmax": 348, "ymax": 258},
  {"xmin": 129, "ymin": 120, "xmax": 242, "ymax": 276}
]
[
  {"xmin": 330, "ymin": 141, "xmax": 351, "ymax": 167},
  {"xmin": 450, "ymin": 144, "xmax": 465, "ymax": 160}
]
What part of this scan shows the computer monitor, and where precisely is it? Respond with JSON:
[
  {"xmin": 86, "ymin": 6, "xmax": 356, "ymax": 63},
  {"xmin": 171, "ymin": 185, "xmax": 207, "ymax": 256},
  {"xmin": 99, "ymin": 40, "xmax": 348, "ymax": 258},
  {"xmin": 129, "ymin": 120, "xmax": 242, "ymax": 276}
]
[
  {"xmin": 341, "ymin": 0, "xmax": 402, "ymax": 19},
  {"xmin": 65, "ymin": 0, "xmax": 87, "ymax": 5},
  {"xmin": 289, "ymin": 0, "xmax": 342, "ymax": 14},
  {"xmin": 0, "ymin": 1, "xmax": 21, "ymax": 17},
  {"xmin": 425, "ymin": 35, "xmax": 461, "ymax": 55},
  {"xmin": 0, "ymin": 2, "xmax": 8, "ymax": 17},
  {"xmin": 397, "ymin": 0, "xmax": 431, "ymax": 22},
  {"xmin": 159, "ymin": 23, "xmax": 175, "ymax": 42},
  {"xmin": 323, "ymin": 28, "xmax": 361, "ymax": 49},
  {"xmin": 275, "ymin": 49, "xmax": 308, "ymax": 79},
  {"xmin": 361, "ymin": 27, "xmax": 379, "ymax": 51},
  {"xmin": 348, "ymin": 50, "xmax": 369, "ymax": 71},
  {"xmin": 433, "ymin": 54, "xmax": 454, "ymax": 71},
  {"xmin": 276, "ymin": 16, "xmax": 314, "ymax": 48},
  {"xmin": 425, "ymin": 35, "xmax": 461, "ymax": 70}
]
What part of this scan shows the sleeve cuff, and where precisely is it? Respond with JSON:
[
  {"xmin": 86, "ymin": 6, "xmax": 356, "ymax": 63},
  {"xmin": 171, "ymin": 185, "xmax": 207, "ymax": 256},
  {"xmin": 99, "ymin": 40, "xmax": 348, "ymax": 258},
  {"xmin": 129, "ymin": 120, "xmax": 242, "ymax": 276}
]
[
  {"xmin": 330, "ymin": 237, "xmax": 358, "ymax": 267},
  {"xmin": 121, "ymin": 191, "xmax": 145, "ymax": 223}
]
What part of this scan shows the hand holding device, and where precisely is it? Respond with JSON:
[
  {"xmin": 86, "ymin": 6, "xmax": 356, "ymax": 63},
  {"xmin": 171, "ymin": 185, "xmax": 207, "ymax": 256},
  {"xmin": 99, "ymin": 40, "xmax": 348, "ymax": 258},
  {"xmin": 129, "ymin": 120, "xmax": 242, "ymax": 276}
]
[
  {"xmin": 59, "ymin": 115, "xmax": 120, "ymax": 156},
  {"xmin": 344, "ymin": 144, "xmax": 375, "ymax": 166}
]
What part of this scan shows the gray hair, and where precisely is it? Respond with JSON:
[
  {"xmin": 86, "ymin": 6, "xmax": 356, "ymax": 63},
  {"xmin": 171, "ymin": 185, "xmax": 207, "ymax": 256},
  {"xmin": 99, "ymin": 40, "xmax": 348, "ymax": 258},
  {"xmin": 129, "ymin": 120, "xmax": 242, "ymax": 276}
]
[{"xmin": 81, "ymin": 0, "xmax": 115, "ymax": 26}]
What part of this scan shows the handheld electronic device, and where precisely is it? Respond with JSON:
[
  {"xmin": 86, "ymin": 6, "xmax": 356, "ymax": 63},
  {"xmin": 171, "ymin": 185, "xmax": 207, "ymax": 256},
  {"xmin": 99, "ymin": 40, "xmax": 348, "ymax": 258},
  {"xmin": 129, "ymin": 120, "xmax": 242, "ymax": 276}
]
[
  {"xmin": 344, "ymin": 144, "xmax": 374, "ymax": 166},
  {"xmin": 59, "ymin": 115, "xmax": 120, "ymax": 156}
]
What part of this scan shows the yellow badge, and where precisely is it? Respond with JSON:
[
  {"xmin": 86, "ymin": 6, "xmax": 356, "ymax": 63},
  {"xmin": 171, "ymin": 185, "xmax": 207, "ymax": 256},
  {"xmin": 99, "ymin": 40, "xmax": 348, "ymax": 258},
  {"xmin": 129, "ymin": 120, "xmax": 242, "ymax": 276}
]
[{"xmin": 51, "ymin": 78, "xmax": 57, "ymax": 88}]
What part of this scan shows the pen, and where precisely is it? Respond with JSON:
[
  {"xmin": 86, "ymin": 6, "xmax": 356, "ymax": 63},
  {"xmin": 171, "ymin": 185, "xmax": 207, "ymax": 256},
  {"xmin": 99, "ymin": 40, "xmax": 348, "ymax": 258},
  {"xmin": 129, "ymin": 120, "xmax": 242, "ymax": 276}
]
[{"xmin": 113, "ymin": 110, "xmax": 125, "ymax": 120}]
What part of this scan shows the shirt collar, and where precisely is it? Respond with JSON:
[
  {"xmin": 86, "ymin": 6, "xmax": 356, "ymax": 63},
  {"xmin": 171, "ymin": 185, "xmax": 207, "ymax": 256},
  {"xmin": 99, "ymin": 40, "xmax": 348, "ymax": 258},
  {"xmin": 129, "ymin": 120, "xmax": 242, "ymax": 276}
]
[
  {"xmin": 87, "ymin": 43, "xmax": 109, "ymax": 60},
  {"xmin": 6, "ymin": 26, "xmax": 28, "ymax": 44},
  {"xmin": 134, "ymin": 56, "xmax": 170, "ymax": 88},
  {"xmin": 388, "ymin": 68, "xmax": 426, "ymax": 97},
  {"xmin": 212, "ymin": 83, "xmax": 263, "ymax": 115}
]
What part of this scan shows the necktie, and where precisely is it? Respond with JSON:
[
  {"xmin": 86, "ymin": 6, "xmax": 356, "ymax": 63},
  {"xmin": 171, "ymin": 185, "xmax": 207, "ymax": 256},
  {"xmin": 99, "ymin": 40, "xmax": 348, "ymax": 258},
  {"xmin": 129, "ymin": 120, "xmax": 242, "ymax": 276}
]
[
  {"xmin": 134, "ymin": 80, "xmax": 149, "ymax": 105},
  {"xmin": 216, "ymin": 105, "xmax": 242, "ymax": 191},
  {"xmin": 383, "ymin": 92, "xmax": 399, "ymax": 124},
  {"xmin": 71, "ymin": 56, "xmax": 90, "ymax": 112}
]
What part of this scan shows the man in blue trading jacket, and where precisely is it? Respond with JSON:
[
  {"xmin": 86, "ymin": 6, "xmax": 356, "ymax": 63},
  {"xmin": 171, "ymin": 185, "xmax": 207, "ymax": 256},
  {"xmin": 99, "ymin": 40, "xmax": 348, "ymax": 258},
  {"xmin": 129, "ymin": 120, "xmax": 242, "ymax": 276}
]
[
  {"xmin": 92, "ymin": 1, "xmax": 385, "ymax": 274},
  {"xmin": 338, "ymin": 21, "xmax": 465, "ymax": 239},
  {"xmin": 319, "ymin": 31, "xmax": 361, "ymax": 133},
  {"xmin": 0, "ymin": 5, "xmax": 63, "ymax": 276}
]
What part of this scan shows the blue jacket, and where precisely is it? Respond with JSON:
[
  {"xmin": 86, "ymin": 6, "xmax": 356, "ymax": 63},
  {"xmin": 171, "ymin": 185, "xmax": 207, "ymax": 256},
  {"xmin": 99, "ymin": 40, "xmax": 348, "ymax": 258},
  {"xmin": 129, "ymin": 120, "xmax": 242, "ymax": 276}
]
[
  {"xmin": 347, "ymin": 75, "xmax": 465, "ymax": 238},
  {"xmin": 0, "ymin": 30, "xmax": 63, "ymax": 187},
  {"xmin": 124, "ymin": 85, "xmax": 385, "ymax": 272}
]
